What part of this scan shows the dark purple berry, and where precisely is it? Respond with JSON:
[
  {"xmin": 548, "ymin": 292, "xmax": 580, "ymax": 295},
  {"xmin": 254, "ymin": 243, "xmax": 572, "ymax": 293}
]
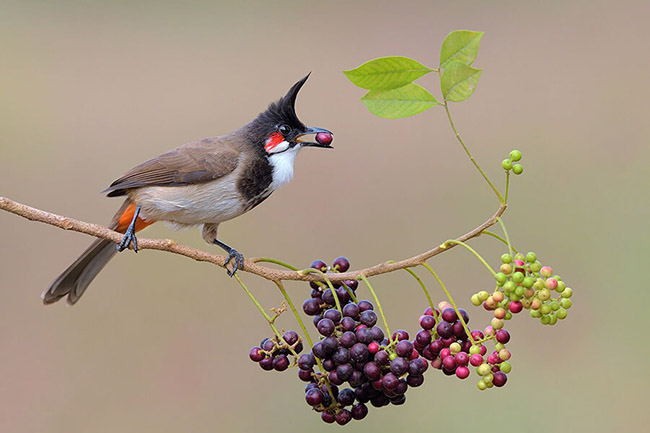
[
  {"xmin": 341, "ymin": 316, "xmax": 356, "ymax": 332},
  {"xmin": 382, "ymin": 372, "xmax": 399, "ymax": 390},
  {"xmin": 358, "ymin": 300, "xmax": 374, "ymax": 312},
  {"xmin": 496, "ymin": 329, "xmax": 511, "ymax": 344},
  {"xmin": 317, "ymin": 318, "xmax": 335, "ymax": 336},
  {"xmin": 436, "ymin": 321, "xmax": 453, "ymax": 338},
  {"xmin": 406, "ymin": 374, "xmax": 424, "ymax": 387},
  {"xmin": 371, "ymin": 326, "xmax": 385, "ymax": 342},
  {"xmin": 332, "ymin": 256, "xmax": 350, "ymax": 272},
  {"xmin": 390, "ymin": 394, "xmax": 407, "ymax": 405},
  {"xmin": 419, "ymin": 315, "xmax": 436, "ymax": 330},
  {"xmin": 343, "ymin": 280, "xmax": 358, "ymax": 291},
  {"xmin": 348, "ymin": 370, "xmax": 364, "ymax": 387},
  {"xmin": 312, "ymin": 342, "xmax": 326, "ymax": 359},
  {"xmin": 342, "ymin": 303, "xmax": 360, "ymax": 318},
  {"xmin": 322, "ymin": 336, "xmax": 339, "ymax": 354},
  {"xmin": 350, "ymin": 343, "xmax": 370, "ymax": 363},
  {"xmin": 336, "ymin": 363, "xmax": 353, "ymax": 381},
  {"xmin": 302, "ymin": 298, "xmax": 321, "ymax": 316},
  {"xmin": 323, "ymin": 308, "xmax": 341, "ymax": 324},
  {"xmin": 321, "ymin": 411, "xmax": 336, "ymax": 424},
  {"xmin": 355, "ymin": 326, "xmax": 374, "ymax": 344},
  {"xmin": 310, "ymin": 259, "xmax": 327, "ymax": 272},
  {"xmin": 322, "ymin": 358, "xmax": 335, "ymax": 371},
  {"xmin": 416, "ymin": 330, "xmax": 432, "ymax": 346},
  {"xmin": 351, "ymin": 402, "xmax": 368, "ymax": 420},
  {"xmin": 332, "ymin": 347, "xmax": 351, "ymax": 365},
  {"xmin": 298, "ymin": 368, "xmax": 313, "ymax": 382},
  {"xmin": 442, "ymin": 356, "xmax": 456, "ymax": 370},
  {"xmin": 305, "ymin": 388, "xmax": 323, "ymax": 406},
  {"xmin": 259, "ymin": 357, "xmax": 274, "ymax": 370},
  {"xmin": 395, "ymin": 340, "xmax": 414, "ymax": 358},
  {"xmin": 359, "ymin": 310, "xmax": 378, "ymax": 327},
  {"xmin": 298, "ymin": 353, "xmax": 315, "ymax": 370},
  {"xmin": 337, "ymin": 388, "xmax": 355, "ymax": 406},
  {"xmin": 335, "ymin": 287, "xmax": 351, "ymax": 304},
  {"xmin": 441, "ymin": 308, "xmax": 458, "ymax": 322},
  {"xmin": 452, "ymin": 321, "xmax": 467, "ymax": 338},
  {"xmin": 328, "ymin": 370, "xmax": 343, "ymax": 385},
  {"xmin": 339, "ymin": 331, "xmax": 357, "ymax": 348},
  {"xmin": 459, "ymin": 308, "xmax": 470, "ymax": 324},
  {"xmin": 249, "ymin": 346, "xmax": 264, "ymax": 362},
  {"xmin": 390, "ymin": 357, "xmax": 409, "ymax": 376},
  {"xmin": 375, "ymin": 350, "xmax": 389, "ymax": 365},
  {"xmin": 282, "ymin": 330, "xmax": 299, "ymax": 346},
  {"xmin": 272, "ymin": 355, "xmax": 289, "ymax": 371},
  {"xmin": 409, "ymin": 358, "xmax": 428, "ymax": 376},
  {"xmin": 493, "ymin": 371, "xmax": 508, "ymax": 387},
  {"xmin": 392, "ymin": 330, "xmax": 409, "ymax": 341},
  {"xmin": 363, "ymin": 362, "xmax": 381, "ymax": 380},
  {"xmin": 322, "ymin": 289, "xmax": 335, "ymax": 305}
]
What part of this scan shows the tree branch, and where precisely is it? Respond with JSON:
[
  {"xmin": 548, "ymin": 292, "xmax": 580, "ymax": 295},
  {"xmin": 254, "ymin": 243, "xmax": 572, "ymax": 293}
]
[{"xmin": 0, "ymin": 196, "xmax": 506, "ymax": 282}]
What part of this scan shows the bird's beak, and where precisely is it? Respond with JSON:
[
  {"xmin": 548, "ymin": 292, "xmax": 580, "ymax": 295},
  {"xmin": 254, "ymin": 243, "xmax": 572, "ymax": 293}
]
[{"xmin": 296, "ymin": 127, "xmax": 334, "ymax": 148}]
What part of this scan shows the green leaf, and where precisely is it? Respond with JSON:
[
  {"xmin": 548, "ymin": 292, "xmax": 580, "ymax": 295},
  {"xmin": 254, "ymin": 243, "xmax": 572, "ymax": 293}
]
[
  {"xmin": 343, "ymin": 56, "xmax": 433, "ymax": 90},
  {"xmin": 440, "ymin": 30, "xmax": 484, "ymax": 68},
  {"xmin": 360, "ymin": 83, "xmax": 440, "ymax": 119},
  {"xmin": 440, "ymin": 61, "xmax": 482, "ymax": 102}
]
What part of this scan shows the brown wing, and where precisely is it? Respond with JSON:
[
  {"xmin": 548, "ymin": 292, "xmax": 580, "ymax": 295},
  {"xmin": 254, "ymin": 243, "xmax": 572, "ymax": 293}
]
[{"xmin": 103, "ymin": 137, "xmax": 241, "ymax": 197}]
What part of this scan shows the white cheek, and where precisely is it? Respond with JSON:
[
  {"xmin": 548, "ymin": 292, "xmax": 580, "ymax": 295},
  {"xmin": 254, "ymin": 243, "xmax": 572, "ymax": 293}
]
[
  {"xmin": 269, "ymin": 145, "xmax": 300, "ymax": 190},
  {"xmin": 268, "ymin": 140, "xmax": 290, "ymax": 154}
]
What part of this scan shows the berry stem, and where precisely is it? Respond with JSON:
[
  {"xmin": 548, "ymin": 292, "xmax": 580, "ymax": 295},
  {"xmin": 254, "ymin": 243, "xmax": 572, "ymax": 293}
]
[
  {"xmin": 233, "ymin": 274, "xmax": 287, "ymax": 347},
  {"xmin": 420, "ymin": 263, "xmax": 476, "ymax": 345},
  {"xmin": 358, "ymin": 274, "xmax": 392, "ymax": 339},
  {"xmin": 403, "ymin": 267, "xmax": 439, "ymax": 322},
  {"xmin": 504, "ymin": 170, "xmax": 511, "ymax": 203},
  {"xmin": 496, "ymin": 217, "xmax": 513, "ymax": 259},
  {"xmin": 299, "ymin": 268, "xmax": 342, "ymax": 313},
  {"xmin": 438, "ymin": 70, "xmax": 504, "ymax": 204},
  {"xmin": 482, "ymin": 231, "xmax": 520, "ymax": 254},
  {"xmin": 251, "ymin": 257, "xmax": 300, "ymax": 271},
  {"xmin": 273, "ymin": 280, "xmax": 315, "ymax": 349},
  {"xmin": 441, "ymin": 239, "xmax": 497, "ymax": 278}
]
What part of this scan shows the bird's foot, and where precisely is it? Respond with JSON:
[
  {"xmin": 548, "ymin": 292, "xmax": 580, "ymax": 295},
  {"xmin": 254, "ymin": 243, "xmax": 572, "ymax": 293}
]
[
  {"xmin": 224, "ymin": 248, "xmax": 244, "ymax": 277},
  {"xmin": 117, "ymin": 226, "xmax": 138, "ymax": 252},
  {"xmin": 213, "ymin": 239, "xmax": 244, "ymax": 276}
]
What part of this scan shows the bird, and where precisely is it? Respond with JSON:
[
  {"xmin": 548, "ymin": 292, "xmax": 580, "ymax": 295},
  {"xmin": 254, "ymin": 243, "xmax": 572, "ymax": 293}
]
[{"xmin": 42, "ymin": 74, "xmax": 333, "ymax": 305}]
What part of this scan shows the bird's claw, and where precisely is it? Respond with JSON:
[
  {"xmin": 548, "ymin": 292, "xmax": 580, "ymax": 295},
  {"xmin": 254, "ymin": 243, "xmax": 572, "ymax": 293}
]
[
  {"xmin": 224, "ymin": 249, "xmax": 244, "ymax": 277},
  {"xmin": 117, "ymin": 227, "xmax": 138, "ymax": 252}
]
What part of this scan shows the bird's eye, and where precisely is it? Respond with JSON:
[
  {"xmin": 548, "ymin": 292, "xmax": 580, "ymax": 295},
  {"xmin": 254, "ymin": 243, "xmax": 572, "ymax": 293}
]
[{"xmin": 278, "ymin": 124, "xmax": 291, "ymax": 135}]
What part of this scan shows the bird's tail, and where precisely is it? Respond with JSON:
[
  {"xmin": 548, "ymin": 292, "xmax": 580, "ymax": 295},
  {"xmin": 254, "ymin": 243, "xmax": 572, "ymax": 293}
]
[{"xmin": 42, "ymin": 199, "xmax": 153, "ymax": 305}]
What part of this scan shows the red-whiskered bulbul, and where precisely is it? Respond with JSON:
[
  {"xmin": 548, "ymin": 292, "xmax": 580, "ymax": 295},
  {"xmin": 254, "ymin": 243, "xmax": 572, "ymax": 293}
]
[{"xmin": 42, "ymin": 74, "xmax": 333, "ymax": 305}]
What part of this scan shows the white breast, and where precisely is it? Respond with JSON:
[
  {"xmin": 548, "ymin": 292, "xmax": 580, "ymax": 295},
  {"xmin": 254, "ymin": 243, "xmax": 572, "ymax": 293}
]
[{"xmin": 268, "ymin": 145, "xmax": 300, "ymax": 191}]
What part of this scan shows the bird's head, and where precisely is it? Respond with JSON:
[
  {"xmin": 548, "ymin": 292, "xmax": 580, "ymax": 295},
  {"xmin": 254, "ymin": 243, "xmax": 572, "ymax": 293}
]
[{"xmin": 248, "ymin": 74, "xmax": 333, "ymax": 156}]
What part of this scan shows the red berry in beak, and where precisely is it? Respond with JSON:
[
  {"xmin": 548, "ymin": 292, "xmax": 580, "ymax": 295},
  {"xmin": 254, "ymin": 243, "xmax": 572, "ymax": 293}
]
[{"xmin": 316, "ymin": 132, "xmax": 333, "ymax": 146}]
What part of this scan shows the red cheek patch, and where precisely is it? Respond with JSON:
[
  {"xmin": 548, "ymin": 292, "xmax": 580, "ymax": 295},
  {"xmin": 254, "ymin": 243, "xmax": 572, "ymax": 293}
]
[{"xmin": 264, "ymin": 132, "xmax": 284, "ymax": 152}]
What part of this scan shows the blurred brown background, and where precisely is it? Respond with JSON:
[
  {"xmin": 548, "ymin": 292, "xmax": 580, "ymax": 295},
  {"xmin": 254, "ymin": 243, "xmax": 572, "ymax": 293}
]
[{"xmin": 1, "ymin": 1, "xmax": 648, "ymax": 432}]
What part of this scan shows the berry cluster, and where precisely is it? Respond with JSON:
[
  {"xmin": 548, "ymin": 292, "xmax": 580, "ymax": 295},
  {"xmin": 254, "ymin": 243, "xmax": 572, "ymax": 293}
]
[
  {"xmin": 414, "ymin": 301, "xmax": 511, "ymax": 390},
  {"xmin": 471, "ymin": 252, "xmax": 573, "ymax": 326},
  {"xmin": 249, "ymin": 330, "xmax": 303, "ymax": 371},
  {"xmin": 502, "ymin": 149, "xmax": 524, "ymax": 175}
]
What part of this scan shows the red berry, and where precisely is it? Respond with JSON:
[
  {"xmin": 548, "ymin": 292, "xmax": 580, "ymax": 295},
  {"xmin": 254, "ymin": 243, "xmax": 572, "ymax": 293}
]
[
  {"xmin": 316, "ymin": 132, "xmax": 333, "ymax": 146},
  {"xmin": 456, "ymin": 366, "xmax": 470, "ymax": 379},
  {"xmin": 493, "ymin": 371, "xmax": 508, "ymax": 387},
  {"xmin": 509, "ymin": 301, "xmax": 523, "ymax": 313},
  {"xmin": 496, "ymin": 329, "xmax": 511, "ymax": 344},
  {"xmin": 368, "ymin": 341, "xmax": 380, "ymax": 354},
  {"xmin": 470, "ymin": 354, "xmax": 484, "ymax": 367}
]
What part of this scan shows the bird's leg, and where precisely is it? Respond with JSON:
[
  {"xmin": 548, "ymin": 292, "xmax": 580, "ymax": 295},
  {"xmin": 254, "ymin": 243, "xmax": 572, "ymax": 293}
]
[
  {"xmin": 118, "ymin": 205, "xmax": 141, "ymax": 253},
  {"xmin": 213, "ymin": 239, "xmax": 244, "ymax": 277}
]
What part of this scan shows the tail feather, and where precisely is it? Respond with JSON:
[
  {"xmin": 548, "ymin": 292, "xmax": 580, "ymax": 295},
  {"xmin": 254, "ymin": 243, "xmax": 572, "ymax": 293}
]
[
  {"xmin": 42, "ymin": 238, "xmax": 117, "ymax": 305},
  {"xmin": 42, "ymin": 199, "xmax": 152, "ymax": 305}
]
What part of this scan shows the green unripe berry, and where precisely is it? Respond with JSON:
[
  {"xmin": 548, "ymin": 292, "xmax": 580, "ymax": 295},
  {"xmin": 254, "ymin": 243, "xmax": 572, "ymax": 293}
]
[
  {"xmin": 525, "ymin": 251, "xmax": 537, "ymax": 263},
  {"xmin": 548, "ymin": 314, "xmax": 558, "ymax": 325},
  {"xmin": 491, "ymin": 318, "xmax": 504, "ymax": 329},
  {"xmin": 483, "ymin": 373, "xmax": 494, "ymax": 384},
  {"xmin": 514, "ymin": 286, "xmax": 525, "ymax": 297},
  {"xmin": 530, "ymin": 309, "xmax": 542, "ymax": 318},
  {"xmin": 504, "ymin": 281, "xmax": 516, "ymax": 293},
  {"xmin": 533, "ymin": 279, "xmax": 545, "ymax": 291},
  {"xmin": 522, "ymin": 276, "xmax": 535, "ymax": 288},
  {"xmin": 556, "ymin": 308, "xmax": 568, "ymax": 319},
  {"xmin": 556, "ymin": 281, "xmax": 566, "ymax": 292},
  {"xmin": 540, "ymin": 315, "xmax": 551, "ymax": 325},
  {"xmin": 500, "ymin": 361, "xmax": 512, "ymax": 373},
  {"xmin": 550, "ymin": 300, "xmax": 560, "ymax": 311},
  {"xmin": 471, "ymin": 294, "xmax": 481, "ymax": 306},
  {"xmin": 495, "ymin": 342, "xmax": 505, "ymax": 352},
  {"xmin": 509, "ymin": 292, "xmax": 522, "ymax": 302},
  {"xmin": 495, "ymin": 273, "xmax": 507, "ymax": 286},
  {"xmin": 501, "ymin": 253, "xmax": 513, "ymax": 264},
  {"xmin": 477, "ymin": 380, "xmax": 487, "ymax": 391},
  {"xmin": 450, "ymin": 342, "xmax": 461, "ymax": 354},
  {"xmin": 512, "ymin": 164, "xmax": 523, "ymax": 175},
  {"xmin": 530, "ymin": 261, "xmax": 542, "ymax": 273},
  {"xmin": 500, "ymin": 264, "xmax": 513, "ymax": 275},
  {"xmin": 389, "ymin": 352, "xmax": 398, "ymax": 361},
  {"xmin": 502, "ymin": 159, "xmax": 513, "ymax": 170},
  {"xmin": 514, "ymin": 253, "xmax": 525, "ymax": 261},
  {"xmin": 505, "ymin": 311, "xmax": 512, "ymax": 320},
  {"xmin": 509, "ymin": 150, "xmax": 522, "ymax": 161},
  {"xmin": 538, "ymin": 288, "xmax": 551, "ymax": 301},
  {"xmin": 512, "ymin": 272, "xmax": 525, "ymax": 284},
  {"xmin": 560, "ymin": 298, "xmax": 572, "ymax": 309},
  {"xmin": 486, "ymin": 381, "xmax": 494, "ymax": 388},
  {"xmin": 561, "ymin": 287, "xmax": 573, "ymax": 298},
  {"xmin": 540, "ymin": 304, "xmax": 552, "ymax": 315},
  {"xmin": 477, "ymin": 364, "xmax": 491, "ymax": 376},
  {"xmin": 469, "ymin": 345, "xmax": 481, "ymax": 355}
]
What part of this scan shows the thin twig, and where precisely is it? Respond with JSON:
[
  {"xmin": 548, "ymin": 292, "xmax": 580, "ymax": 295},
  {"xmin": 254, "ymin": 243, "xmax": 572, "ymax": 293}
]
[{"xmin": 0, "ymin": 196, "xmax": 506, "ymax": 283}]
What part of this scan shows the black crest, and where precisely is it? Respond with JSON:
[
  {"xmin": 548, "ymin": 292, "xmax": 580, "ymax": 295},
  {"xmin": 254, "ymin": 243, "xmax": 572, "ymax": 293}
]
[{"xmin": 247, "ymin": 74, "xmax": 311, "ymax": 142}]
